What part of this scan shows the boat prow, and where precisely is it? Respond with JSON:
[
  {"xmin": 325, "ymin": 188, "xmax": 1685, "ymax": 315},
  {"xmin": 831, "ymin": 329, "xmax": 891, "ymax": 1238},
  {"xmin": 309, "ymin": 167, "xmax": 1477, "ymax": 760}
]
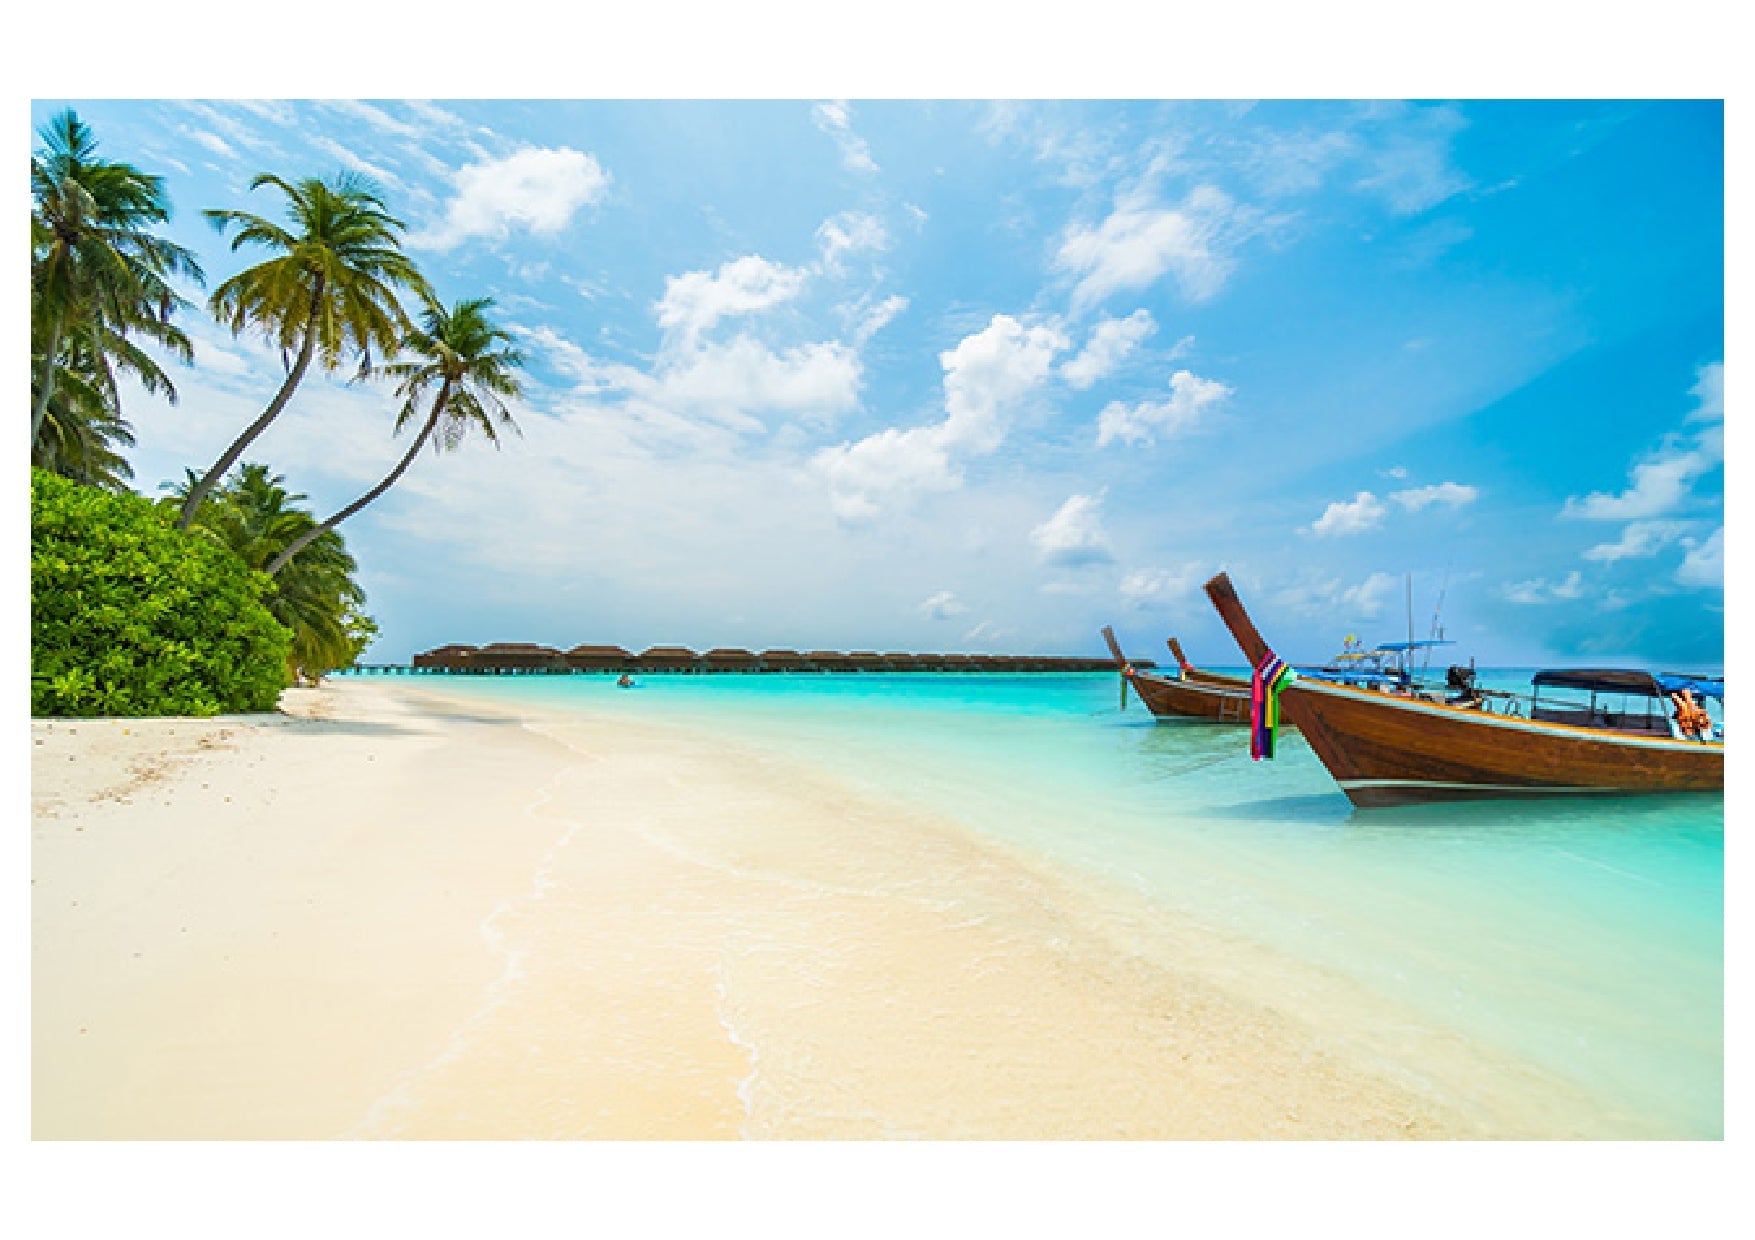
[{"xmin": 1100, "ymin": 626, "xmax": 1253, "ymax": 724}]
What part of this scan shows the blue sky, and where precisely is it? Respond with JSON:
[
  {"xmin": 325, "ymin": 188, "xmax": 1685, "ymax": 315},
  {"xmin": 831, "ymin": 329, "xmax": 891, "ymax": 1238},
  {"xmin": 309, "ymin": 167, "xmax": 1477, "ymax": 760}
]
[{"xmin": 33, "ymin": 99, "xmax": 1724, "ymax": 668}]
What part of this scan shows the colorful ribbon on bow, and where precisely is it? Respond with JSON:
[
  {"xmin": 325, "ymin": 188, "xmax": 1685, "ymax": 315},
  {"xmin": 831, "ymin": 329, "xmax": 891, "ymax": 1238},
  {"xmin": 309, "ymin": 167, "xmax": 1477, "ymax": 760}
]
[{"xmin": 1250, "ymin": 651, "xmax": 1296, "ymax": 761}]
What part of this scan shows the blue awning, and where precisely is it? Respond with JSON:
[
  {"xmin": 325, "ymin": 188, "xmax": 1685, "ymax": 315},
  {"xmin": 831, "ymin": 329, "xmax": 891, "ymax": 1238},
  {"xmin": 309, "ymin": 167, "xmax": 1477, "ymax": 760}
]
[{"xmin": 1656, "ymin": 673, "xmax": 1724, "ymax": 702}]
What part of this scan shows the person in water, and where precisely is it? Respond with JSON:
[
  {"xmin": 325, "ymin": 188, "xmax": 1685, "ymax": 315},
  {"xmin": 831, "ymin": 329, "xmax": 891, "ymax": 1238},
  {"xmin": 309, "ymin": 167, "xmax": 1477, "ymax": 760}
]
[{"xmin": 616, "ymin": 673, "xmax": 635, "ymax": 688}]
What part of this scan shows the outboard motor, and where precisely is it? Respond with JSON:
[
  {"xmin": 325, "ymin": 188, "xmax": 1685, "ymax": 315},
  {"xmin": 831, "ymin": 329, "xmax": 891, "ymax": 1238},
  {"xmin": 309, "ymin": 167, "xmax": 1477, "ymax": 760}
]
[{"xmin": 1446, "ymin": 664, "xmax": 1482, "ymax": 706}]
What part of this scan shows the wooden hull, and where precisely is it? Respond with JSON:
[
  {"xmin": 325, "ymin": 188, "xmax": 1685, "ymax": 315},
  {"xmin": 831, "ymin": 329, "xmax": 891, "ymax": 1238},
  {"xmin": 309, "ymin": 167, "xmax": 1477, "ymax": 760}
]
[
  {"xmin": 1201, "ymin": 572, "xmax": 1724, "ymax": 807},
  {"xmin": 1281, "ymin": 678, "xmax": 1723, "ymax": 806},
  {"xmin": 1128, "ymin": 669, "xmax": 1252, "ymax": 723}
]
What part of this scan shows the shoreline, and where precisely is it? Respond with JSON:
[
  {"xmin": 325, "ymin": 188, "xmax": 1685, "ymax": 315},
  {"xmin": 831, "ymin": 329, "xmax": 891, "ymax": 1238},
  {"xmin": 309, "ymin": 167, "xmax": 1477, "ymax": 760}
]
[{"xmin": 33, "ymin": 679, "xmax": 1626, "ymax": 1138}]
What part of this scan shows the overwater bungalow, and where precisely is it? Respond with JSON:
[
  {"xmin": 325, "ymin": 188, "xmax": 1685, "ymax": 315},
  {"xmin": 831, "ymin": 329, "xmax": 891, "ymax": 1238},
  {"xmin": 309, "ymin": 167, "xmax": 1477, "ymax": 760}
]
[
  {"xmin": 883, "ymin": 652, "xmax": 922, "ymax": 672},
  {"xmin": 473, "ymin": 642, "xmax": 568, "ymax": 672},
  {"xmin": 636, "ymin": 645, "xmax": 699, "ymax": 673},
  {"xmin": 758, "ymin": 649, "xmax": 815, "ymax": 672},
  {"xmin": 412, "ymin": 643, "xmax": 478, "ymax": 671},
  {"xmin": 565, "ymin": 644, "xmax": 632, "ymax": 672},
  {"xmin": 843, "ymin": 651, "xmax": 886, "ymax": 672},
  {"xmin": 702, "ymin": 647, "xmax": 760, "ymax": 673},
  {"xmin": 806, "ymin": 650, "xmax": 853, "ymax": 672}
]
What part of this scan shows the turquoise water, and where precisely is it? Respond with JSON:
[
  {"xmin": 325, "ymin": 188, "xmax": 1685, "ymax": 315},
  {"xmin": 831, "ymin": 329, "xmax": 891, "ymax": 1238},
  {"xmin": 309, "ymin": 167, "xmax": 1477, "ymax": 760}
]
[{"xmin": 354, "ymin": 669, "xmax": 1723, "ymax": 1136}]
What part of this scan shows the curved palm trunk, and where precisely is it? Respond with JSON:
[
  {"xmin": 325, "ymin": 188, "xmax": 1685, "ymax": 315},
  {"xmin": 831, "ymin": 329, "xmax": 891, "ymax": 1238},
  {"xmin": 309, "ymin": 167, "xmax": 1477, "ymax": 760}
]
[
  {"xmin": 178, "ymin": 278, "xmax": 325, "ymax": 531},
  {"xmin": 265, "ymin": 381, "xmax": 451, "ymax": 577},
  {"xmin": 31, "ymin": 307, "xmax": 66, "ymax": 446}
]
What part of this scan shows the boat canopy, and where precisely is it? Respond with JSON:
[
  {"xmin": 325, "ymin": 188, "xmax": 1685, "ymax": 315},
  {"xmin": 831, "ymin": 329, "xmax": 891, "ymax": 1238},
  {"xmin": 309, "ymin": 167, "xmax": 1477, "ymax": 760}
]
[
  {"xmin": 1655, "ymin": 673, "xmax": 1725, "ymax": 702},
  {"xmin": 1371, "ymin": 640, "xmax": 1456, "ymax": 653},
  {"xmin": 1531, "ymin": 669, "xmax": 1666, "ymax": 697}
]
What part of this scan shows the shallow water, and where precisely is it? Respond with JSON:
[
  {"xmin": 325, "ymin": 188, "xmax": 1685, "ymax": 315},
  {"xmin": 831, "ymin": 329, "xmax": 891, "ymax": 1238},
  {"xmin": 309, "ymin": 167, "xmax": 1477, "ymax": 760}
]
[{"xmin": 350, "ymin": 669, "xmax": 1723, "ymax": 1137}]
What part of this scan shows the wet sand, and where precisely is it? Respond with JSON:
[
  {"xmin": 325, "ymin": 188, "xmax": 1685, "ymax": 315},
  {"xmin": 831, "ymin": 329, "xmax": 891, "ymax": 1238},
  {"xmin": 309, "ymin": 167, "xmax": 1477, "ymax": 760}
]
[{"xmin": 32, "ymin": 679, "xmax": 1591, "ymax": 1139}]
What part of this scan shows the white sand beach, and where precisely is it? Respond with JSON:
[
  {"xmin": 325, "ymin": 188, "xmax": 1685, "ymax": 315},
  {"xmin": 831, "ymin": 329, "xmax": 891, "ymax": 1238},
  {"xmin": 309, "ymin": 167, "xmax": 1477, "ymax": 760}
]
[{"xmin": 33, "ymin": 679, "xmax": 1613, "ymax": 1140}]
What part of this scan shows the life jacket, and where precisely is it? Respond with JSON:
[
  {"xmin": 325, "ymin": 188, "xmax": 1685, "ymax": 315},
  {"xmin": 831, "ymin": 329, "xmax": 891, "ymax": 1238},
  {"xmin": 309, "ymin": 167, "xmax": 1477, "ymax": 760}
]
[{"xmin": 1670, "ymin": 690, "xmax": 1712, "ymax": 739}]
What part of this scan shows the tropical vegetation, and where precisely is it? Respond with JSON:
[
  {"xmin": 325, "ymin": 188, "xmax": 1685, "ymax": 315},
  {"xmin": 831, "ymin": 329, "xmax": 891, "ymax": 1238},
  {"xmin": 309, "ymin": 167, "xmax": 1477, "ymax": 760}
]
[
  {"xmin": 29, "ymin": 107, "xmax": 522, "ymax": 718},
  {"xmin": 31, "ymin": 469, "xmax": 291, "ymax": 717},
  {"xmin": 172, "ymin": 465, "xmax": 380, "ymax": 685},
  {"xmin": 31, "ymin": 109, "xmax": 201, "ymax": 456},
  {"xmin": 266, "ymin": 295, "xmax": 524, "ymax": 575},
  {"xmin": 180, "ymin": 172, "xmax": 431, "ymax": 530}
]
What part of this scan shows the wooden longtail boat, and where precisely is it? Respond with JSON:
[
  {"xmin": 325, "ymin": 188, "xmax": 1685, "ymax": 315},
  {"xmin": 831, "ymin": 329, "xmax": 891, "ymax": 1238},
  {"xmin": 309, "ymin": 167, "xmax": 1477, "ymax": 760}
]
[
  {"xmin": 1201, "ymin": 572, "xmax": 1724, "ymax": 807},
  {"xmin": 1099, "ymin": 627, "xmax": 1253, "ymax": 723}
]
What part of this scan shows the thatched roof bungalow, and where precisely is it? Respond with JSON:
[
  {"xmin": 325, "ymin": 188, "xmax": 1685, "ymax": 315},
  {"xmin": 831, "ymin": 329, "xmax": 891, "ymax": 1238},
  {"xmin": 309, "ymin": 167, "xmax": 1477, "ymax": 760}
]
[
  {"xmin": 636, "ymin": 645, "xmax": 699, "ymax": 673},
  {"xmin": 758, "ymin": 649, "xmax": 815, "ymax": 672},
  {"xmin": 911, "ymin": 653, "xmax": 949, "ymax": 671},
  {"xmin": 413, "ymin": 643, "xmax": 479, "ymax": 670},
  {"xmin": 805, "ymin": 650, "xmax": 854, "ymax": 672},
  {"xmin": 473, "ymin": 642, "xmax": 568, "ymax": 671},
  {"xmin": 565, "ymin": 644, "xmax": 632, "ymax": 672},
  {"xmin": 842, "ymin": 651, "xmax": 886, "ymax": 672},
  {"xmin": 702, "ymin": 647, "xmax": 760, "ymax": 672},
  {"xmin": 882, "ymin": 652, "xmax": 922, "ymax": 671}
]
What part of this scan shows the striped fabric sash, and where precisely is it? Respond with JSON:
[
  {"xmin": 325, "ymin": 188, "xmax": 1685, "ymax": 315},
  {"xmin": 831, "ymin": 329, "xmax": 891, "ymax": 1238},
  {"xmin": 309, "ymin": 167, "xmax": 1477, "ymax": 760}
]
[{"xmin": 1251, "ymin": 651, "xmax": 1297, "ymax": 761}]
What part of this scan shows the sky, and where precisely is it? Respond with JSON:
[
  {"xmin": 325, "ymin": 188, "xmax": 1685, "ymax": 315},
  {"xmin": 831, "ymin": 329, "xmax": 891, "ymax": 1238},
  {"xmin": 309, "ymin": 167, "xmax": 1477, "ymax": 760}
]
[{"xmin": 30, "ymin": 98, "xmax": 1725, "ymax": 668}]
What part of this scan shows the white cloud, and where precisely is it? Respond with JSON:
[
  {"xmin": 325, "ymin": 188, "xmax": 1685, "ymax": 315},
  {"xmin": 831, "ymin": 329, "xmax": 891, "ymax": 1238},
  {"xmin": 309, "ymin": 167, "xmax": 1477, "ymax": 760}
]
[
  {"xmin": 812, "ymin": 101, "xmax": 878, "ymax": 174},
  {"xmin": 919, "ymin": 591, "xmax": 969, "ymax": 619},
  {"xmin": 1308, "ymin": 490, "xmax": 1387, "ymax": 536},
  {"xmin": 231, "ymin": 99, "xmax": 297, "ymax": 126},
  {"xmin": 962, "ymin": 620, "xmax": 1015, "ymax": 647},
  {"xmin": 1562, "ymin": 362, "xmax": 1725, "ymax": 523},
  {"xmin": 1561, "ymin": 435, "xmax": 1721, "ymax": 520},
  {"xmin": 1031, "ymin": 492, "xmax": 1113, "ymax": 568},
  {"xmin": 1581, "ymin": 520, "xmax": 1691, "ymax": 563},
  {"xmin": 1242, "ymin": 129, "xmax": 1360, "ymax": 196},
  {"xmin": 1355, "ymin": 103, "xmax": 1472, "ymax": 215},
  {"xmin": 643, "ymin": 337, "xmax": 861, "ymax": 429},
  {"xmin": 1056, "ymin": 185, "xmax": 1241, "ymax": 309},
  {"xmin": 310, "ymin": 135, "xmax": 403, "ymax": 190},
  {"xmin": 977, "ymin": 102, "xmax": 1116, "ymax": 189},
  {"xmin": 656, "ymin": 255, "xmax": 808, "ymax": 347},
  {"xmin": 1501, "ymin": 571, "xmax": 1586, "ymax": 605},
  {"xmin": 1274, "ymin": 572, "xmax": 1399, "ymax": 619},
  {"xmin": 1391, "ymin": 481, "xmax": 1478, "ymax": 511},
  {"xmin": 813, "ymin": 315, "xmax": 1066, "ymax": 517},
  {"xmin": 1675, "ymin": 527, "xmax": 1723, "ymax": 588},
  {"xmin": 1379, "ymin": 464, "xmax": 1409, "ymax": 480},
  {"xmin": 1686, "ymin": 361, "xmax": 1724, "ymax": 423},
  {"xmin": 849, "ymin": 294, "xmax": 908, "ymax": 346},
  {"xmin": 1095, "ymin": 368, "xmax": 1231, "ymax": 447},
  {"xmin": 413, "ymin": 146, "xmax": 610, "ymax": 251},
  {"xmin": 184, "ymin": 128, "xmax": 237, "ymax": 159},
  {"xmin": 1060, "ymin": 310, "xmax": 1156, "ymax": 389},
  {"xmin": 1119, "ymin": 563, "xmax": 1207, "ymax": 610},
  {"xmin": 319, "ymin": 99, "xmax": 424, "ymax": 141},
  {"xmin": 816, "ymin": 211, "xmax": 887, "ymax": 274}
]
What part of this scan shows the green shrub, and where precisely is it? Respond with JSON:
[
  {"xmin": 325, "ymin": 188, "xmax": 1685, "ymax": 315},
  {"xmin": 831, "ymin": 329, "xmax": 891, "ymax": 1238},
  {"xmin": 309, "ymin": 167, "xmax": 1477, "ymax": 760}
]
[{"xmin": 31, "ymin": 468, "xmax": 292, "ymax": 716}]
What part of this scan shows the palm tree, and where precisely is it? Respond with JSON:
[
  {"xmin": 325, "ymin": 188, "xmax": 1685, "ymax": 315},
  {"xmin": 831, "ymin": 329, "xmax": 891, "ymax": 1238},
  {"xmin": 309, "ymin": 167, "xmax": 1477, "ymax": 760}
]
[
  {"xmin": 32, "ymin": 277, "xmax": 187, "ymax": 490},
  {"xmin": 31, "ymin": 108, "xmax": 202, "ymax": 445},
  {"xmin": 180, "ymin": 172, "xmax": 430, "ymax": 530},
  {"xmin": 265, "ymin": 295, "xmax": 523, "ymax": 576},
  {"xmin": 32, "ymin": 326, "xmax": 140, "ymax": 491},
  {"xmin": 172, "ymin": 464, "xmax": 372, "ymax": 683}
]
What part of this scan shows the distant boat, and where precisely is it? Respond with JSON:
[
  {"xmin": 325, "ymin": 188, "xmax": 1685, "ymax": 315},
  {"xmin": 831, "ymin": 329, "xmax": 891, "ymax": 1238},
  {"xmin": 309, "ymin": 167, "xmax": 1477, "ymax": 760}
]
[
  {"xmin": 1100, "ymin": 627, "xmax": 1253, "ymax": 723},
  {"xmin": 1201, "ymin": 572, "xmax": 1724, "ymax": 807}
]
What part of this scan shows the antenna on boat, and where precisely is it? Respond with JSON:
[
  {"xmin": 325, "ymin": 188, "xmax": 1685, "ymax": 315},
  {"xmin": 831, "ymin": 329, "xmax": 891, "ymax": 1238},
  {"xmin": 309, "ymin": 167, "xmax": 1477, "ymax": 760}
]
[
  {"xmin": 1405, "ymin": 572, "xmax": 1415, "ymax": 682},
  {"xmin": 1423, "ymin": 561, "xmax": 1451, "ymax": 676}
]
